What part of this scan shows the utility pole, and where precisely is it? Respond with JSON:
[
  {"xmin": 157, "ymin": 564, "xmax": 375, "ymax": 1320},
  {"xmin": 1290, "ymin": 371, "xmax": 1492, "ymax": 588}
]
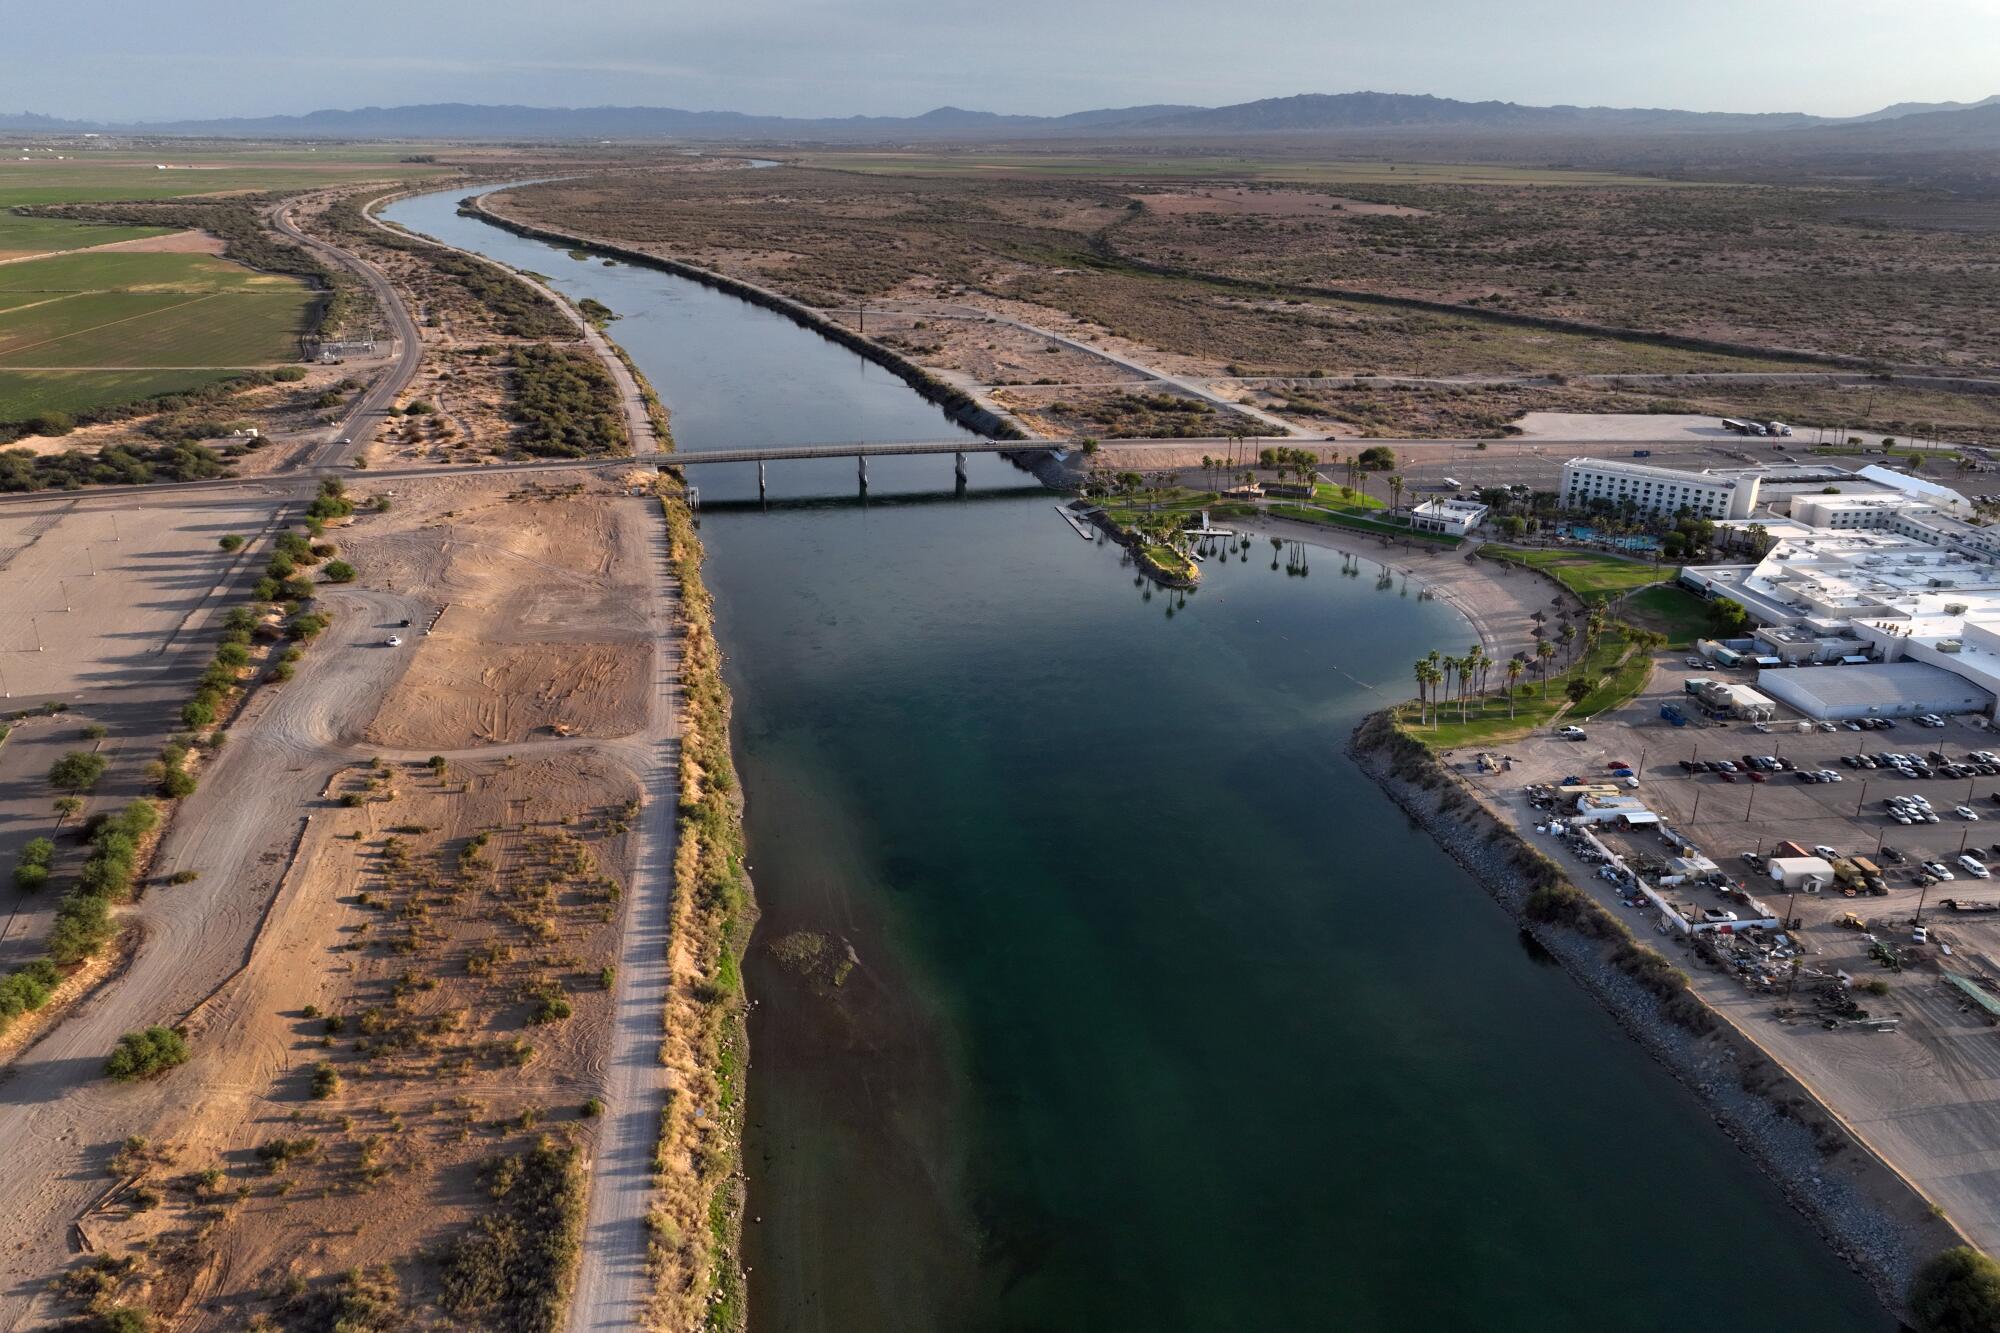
[
  {"xmin": 1915, "ymin": 878, "xmax": 1932, "ymax": 926},
  {"xmin": 1855, "ymin": 780, "xmax": 1868, "ymax": 817}
]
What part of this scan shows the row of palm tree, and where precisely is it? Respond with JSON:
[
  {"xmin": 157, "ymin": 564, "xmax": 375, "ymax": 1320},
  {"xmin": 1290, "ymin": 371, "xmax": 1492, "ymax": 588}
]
[{"xmin": 1412, "ymin": 604, "xmax": 1668, "ymax": 727}]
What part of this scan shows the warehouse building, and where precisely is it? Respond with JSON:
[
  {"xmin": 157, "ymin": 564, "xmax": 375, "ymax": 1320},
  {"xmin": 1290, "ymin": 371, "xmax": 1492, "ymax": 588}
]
[{"xmin": 1751, "ymin": 661, "xmax": 1996, "ymax": 721}]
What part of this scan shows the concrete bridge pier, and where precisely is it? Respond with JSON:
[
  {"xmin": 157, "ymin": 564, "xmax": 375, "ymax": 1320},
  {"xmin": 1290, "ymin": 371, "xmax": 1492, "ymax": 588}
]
[
  {"xmin": 954, "ymin": 450, "xmax": 967, "ymax": 494},
  {"xmin": 757, "ymin": 460, "xmax": 767, "ymax": 502},
  {"xmin": 857, "ymin": 454, "xmax": 869, "ymax": 496}
]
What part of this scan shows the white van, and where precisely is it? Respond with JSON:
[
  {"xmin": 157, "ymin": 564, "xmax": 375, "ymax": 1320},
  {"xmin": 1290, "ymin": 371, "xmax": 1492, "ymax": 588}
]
[{"xmin": 1960, "ymin": 854, "xmax": 1992, "ymax": 879}]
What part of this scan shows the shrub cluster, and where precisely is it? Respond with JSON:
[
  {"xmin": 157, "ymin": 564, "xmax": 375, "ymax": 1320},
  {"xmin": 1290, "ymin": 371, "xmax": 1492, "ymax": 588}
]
[
  {"xmin": 508, "ymin": 345, "xmax": 628, "ymax": 458},
  {"xmin": 12, "ymin": 836, "xmax": 54, "ymax": 892},
  {"xmin": 103, "ymin": 1025, "xmax": 189, "ymax": 1081},
  {"xmin": 437, "ymin": 1136, "xmax": 586, "ymax": 1331},
  {"xmin": 0, "ymin": 441, "xmax": 232, "ymax": 491},
  {"xmin": 323, "ymin": 191, "xmax": 573, "ymax": 338},
  {"xmin": 48, "ymin": 801, "xmax": 158, "ymax": 966}
]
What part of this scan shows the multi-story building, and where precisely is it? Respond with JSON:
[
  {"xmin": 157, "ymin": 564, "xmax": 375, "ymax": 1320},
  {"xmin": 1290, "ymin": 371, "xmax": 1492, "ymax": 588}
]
[{"xmin": 1560, "ymin": 458, "xmax": 1761, "ymax": 520}]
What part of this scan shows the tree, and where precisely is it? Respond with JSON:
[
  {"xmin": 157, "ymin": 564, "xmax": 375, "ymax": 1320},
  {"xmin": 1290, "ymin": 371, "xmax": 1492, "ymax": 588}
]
[
  {"xmin": 1505, "ymin": 658, "xmax": 1525, "ymax": 716},
  {"xmin": 218, "ymin": 534, "xmax": 244, "ymax": 552},
  {"xmin": 427, "ymin": 755, "xmax": 448, "ymax": 778},
  {"xmin": 322, "ymin": 560, "xmax": 357, "ymax": 583},
  {"xmin": 1565, "ymin": 676, "xmax": 1593, "ymax": 705},
  {"xmin": 53, "ymin": 795, "xmax": 82, "ymax": 825},
  {"xmin": 104, "ymin": 1026, "xmax": 190, "ymax": 1081},
  {"xmin": 1387, "ymin": 473, "xmax": 1405, "ymax": 516},
  {"xmin": 48, "ymin": 750, "xmax": 108, "ymax": 793},
  {"xmin": 1536, "ymin": 639, "xmax": 1557, "ymax": 689},
  {"xmin": 1909, "ymin": 1247, "xmax": 2000, "ymax": 1333}
]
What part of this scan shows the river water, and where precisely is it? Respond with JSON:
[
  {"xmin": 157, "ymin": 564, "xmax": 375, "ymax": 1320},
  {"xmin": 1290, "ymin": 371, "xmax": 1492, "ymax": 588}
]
[{"xmin": 383, "ymin": 186, "xmax": 1889, "ymax": 1332}]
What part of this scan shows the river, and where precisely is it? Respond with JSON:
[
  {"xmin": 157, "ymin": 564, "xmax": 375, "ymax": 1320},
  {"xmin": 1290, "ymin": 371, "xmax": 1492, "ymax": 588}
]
[{"xmin": 383, "ymin": 185, "xmax": 1890, "ymax": 1332}]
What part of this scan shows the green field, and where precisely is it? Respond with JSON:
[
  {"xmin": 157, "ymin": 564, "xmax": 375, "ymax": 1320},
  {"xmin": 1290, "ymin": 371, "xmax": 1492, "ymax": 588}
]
[
  {"xmin": 0, "ymin": 150, "xmax": 445, "ymax": 260},
  {"xmin": 1479, "ymin": 545, "xmax": 1667, "ymax": 602},
  {"xmin": 0, "ymin": 368, "xmax": 243, "ymax": 420},
  {"xmin": 797, "ymin": 152, "xmax": 1696, "ymax": 188},
  {"xmin": 0, "ymin": 250, "xmax": 311, "ymax": 369},
  {"xmin": 0, "ymin": 215, "xmax": 168, "ymax": 260}
]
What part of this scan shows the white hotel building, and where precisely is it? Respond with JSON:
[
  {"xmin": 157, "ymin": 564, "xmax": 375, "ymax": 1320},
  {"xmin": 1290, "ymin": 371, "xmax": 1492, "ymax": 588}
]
[{"xmin": 1561, "ymin": 458, "xmax": 1762, "ymax": 521}]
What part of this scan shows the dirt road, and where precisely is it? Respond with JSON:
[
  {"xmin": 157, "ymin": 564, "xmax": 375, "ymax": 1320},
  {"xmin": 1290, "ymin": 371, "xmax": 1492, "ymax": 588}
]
[{"xmin": 0, "ymin": 583, "xmax": 420, "ymax": 1327}]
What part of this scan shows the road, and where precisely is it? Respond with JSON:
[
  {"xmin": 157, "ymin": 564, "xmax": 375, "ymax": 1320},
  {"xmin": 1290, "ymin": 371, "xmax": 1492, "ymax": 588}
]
[{"xmin": 269, "ymin": 199, "xmax": 425, "ymax": 469}]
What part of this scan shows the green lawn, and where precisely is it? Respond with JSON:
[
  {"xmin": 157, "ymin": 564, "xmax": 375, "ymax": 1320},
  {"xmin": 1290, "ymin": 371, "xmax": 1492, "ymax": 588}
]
[
  {"xmin": 1403, "ymin": 631, "xmax": 1647, "ymax": 748},
  {"xmin": 1266, "ymin": 501, "xmax": 1462, "ymax": 545},
  {"xmin": 1616, "ymin": 583, "xmax": 1716, "ymax": 648},
  {"xmin": 1479, "ymin": 545, "xmax": 1666, "ymax": 602}
]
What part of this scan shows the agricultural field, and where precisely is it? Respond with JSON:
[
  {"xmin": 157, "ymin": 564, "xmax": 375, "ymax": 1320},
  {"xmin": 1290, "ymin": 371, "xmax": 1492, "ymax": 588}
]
[{"xmin": 0, "ymin": 247, "xmax": 314, "ymax": 420}]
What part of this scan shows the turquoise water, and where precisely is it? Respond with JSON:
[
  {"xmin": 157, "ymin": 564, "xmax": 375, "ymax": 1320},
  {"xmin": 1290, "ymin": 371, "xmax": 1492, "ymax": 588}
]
[{"xmin": 384, "ymin": 186, "xmax": 1890, "ymax": 1333}]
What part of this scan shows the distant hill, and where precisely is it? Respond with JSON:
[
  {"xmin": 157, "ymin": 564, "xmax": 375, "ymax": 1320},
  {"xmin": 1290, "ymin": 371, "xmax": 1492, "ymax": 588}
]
[
  {"xmin": 1841, "ymin": 94, "xmax": 2000, "ymax": 123},
  {"xmin": 5, "ymin": 90, "xmax": 1998, "ymax": 148}
]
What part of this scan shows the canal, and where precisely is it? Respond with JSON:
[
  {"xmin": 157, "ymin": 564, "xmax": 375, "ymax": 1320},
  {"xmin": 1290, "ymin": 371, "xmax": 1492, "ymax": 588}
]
[{"xmin": 383, "ymin": 184, "xmax": 1890, "ymax": 1333}]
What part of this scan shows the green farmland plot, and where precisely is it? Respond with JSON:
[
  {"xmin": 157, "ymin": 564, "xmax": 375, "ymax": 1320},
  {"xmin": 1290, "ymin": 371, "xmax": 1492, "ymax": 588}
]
[
  {"xmin": 0, "ymin": 368, "xmax": 242, "ymax": 421},
  {"xmin": 0, "ymin": 250, "xmax": 313, "ymax": 370}
]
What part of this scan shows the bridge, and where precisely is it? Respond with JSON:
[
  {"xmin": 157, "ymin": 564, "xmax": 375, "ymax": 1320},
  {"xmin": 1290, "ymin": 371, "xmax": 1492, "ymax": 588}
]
[{"xmin": 651, "ymin": 434, "xmax": 1291, "ymax": 499}]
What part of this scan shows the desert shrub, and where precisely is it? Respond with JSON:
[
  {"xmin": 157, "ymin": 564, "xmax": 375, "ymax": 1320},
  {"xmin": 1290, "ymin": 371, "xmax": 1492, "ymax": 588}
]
[
  {"xmin": 104, "ymin": 1026, "xmax": 189, "ymax": 1081},
  {"xmin": 322, "ymin": 560, "xmax": 357, "ymax": 583},
  {"xmin": 437, "ymin": 1136, "xmax": 585, "ymax": 1331},
  {"xmin": 283, "ymin": 1265, "xmax": 402, "ymax": 1333},
  {"xmin": 48, "ymin": 751, "xmax": 108, "ymax": 792},
  {"xmin": 13, "ymin": 836, "xmax": 54, "ymax": 891},
  {"xmin": 219, "ymin": 534, "xmax": 244, "ymax": 552},
  {"xmin": 311, "ymin": 1061, "xmax": 340, "ymax": 1099}
]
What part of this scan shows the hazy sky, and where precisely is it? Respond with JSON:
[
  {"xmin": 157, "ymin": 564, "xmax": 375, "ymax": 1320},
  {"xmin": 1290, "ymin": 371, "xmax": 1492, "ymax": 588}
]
[{"xmin": 17, "ymin": 0, "xmax": 2000, "ymax": 121}]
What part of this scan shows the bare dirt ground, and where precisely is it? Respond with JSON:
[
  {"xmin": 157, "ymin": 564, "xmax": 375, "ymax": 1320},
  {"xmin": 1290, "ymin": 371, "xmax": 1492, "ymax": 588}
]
[
  {"xmin": 1465, "ymin": 665, "xmax": 2000, "ymax": 1256},
  {"xmin": 357, "ymin": 477, "xmax": 652, "ymax": 748},
  {"xmin": 0, "ymin": 467, "xmax": 680, "ymax": 1331},
  {"xmin": 50, "ymin": 752, "xmax": 633, "ymax": 1330},
  {"xmin": 0, "ymin": 490, "xmax": 287, "ymax": 968}
]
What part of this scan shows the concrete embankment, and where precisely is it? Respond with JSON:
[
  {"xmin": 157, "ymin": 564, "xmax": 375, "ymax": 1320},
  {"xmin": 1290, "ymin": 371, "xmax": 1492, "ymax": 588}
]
[
  {"xmin": 464, "ymin": 192, "xmax": 1035, "ymax": 445},
  {"xmin": 1349, "ymin": 712, "xmax": 1958, "ymax": 1319}
]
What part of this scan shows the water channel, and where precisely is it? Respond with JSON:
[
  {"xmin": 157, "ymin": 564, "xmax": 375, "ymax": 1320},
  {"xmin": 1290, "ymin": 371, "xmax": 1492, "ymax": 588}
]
[{"xmin": 383, "ymin": 184, "xmax": 1889, "ymax": 1333}]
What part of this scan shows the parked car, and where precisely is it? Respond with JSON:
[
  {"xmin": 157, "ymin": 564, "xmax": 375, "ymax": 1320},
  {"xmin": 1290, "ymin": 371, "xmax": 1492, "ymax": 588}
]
[
  {"xmin": 1960, "ymin": 855, "xmax": 1992, "ymax": 879},
  {"xmin": 1960, "ymin": 805, "xmax": 1983, "ymax": 821},
  {"xmin": 1557, "ymin": 726, "xmax": 1586, "ymax": 740},
  {"xmin": 385, "ymin": 635, "xmax": 403, "ymax": 647},
  {"xmin": 1814, "ymin": 845, "xmax": 1839, "ymax": 860},
  {"xmin": 1880, "ymin": 845, "xmax": 1907, "ymax": 864},
  {"xmin": 1685, "ymin": 657, "xmax": 1703, "ymax": 668},
  {"xmin": 1701, "ymin": 908, "xmax": 1740, "ymax": 923},
  {"xmin": 1913, "ymin": 926, "xmax": 1931, "ymax": 944},
  {"xmin": 1924, "ymin": 861, "xmax": 1957, "ymax": 881}
]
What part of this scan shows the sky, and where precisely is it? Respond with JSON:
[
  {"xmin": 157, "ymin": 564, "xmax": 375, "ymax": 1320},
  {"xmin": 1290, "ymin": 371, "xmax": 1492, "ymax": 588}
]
[{"xmin": 15, "ymin": 0, "xmax": 2000, "ymax": 122}]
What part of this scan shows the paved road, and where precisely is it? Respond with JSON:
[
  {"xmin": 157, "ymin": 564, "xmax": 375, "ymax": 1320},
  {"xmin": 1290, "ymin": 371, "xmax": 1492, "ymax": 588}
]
[{"xmin": 270, "ymin": 200, "xmax": 425, "ymax": 469}]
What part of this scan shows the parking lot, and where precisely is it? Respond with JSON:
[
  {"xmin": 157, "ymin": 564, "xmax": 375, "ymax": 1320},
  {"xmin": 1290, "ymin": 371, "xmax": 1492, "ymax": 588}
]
[{"xmin": 1460, "ymin": 657, "xmax": 2000, "ymax": 1252}]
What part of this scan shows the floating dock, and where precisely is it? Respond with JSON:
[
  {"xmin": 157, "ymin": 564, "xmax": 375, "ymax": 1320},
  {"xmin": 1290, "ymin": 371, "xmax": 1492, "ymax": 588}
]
[{"xmin": 1054, "ymin": 505, "xmax": 1096, "ymax": 540}]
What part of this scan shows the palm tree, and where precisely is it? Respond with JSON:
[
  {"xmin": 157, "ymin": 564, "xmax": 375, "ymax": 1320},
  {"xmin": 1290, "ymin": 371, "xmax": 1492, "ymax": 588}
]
[
  {"xmin": 1536, "ymin": 638, "xmax": 1557, "ymax": 691},
  {"xmin": 1388, "ymin": 473, "xmax": 1405, "ymax": 517},
  {"xmin": 1505, "ymin": 658, "xmax": 1525, "ymax": 717},
  {"xmin": 1413, "ymin": 660, "xmax": 1431, "ymax": 725},
  {"xmin": 1558, "ymin": 622, "xmax": 1578, "ymax": 667}
]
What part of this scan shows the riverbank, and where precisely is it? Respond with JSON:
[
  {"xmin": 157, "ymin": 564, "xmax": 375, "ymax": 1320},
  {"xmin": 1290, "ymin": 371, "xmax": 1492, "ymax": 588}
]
[
  {"xmin": 467, "ymin": 191, "xmax": 1033, "ymax": 446},
  {"xmin": 1349, "ymin": 712, "xmax": 1957, "ymax": 1318}
]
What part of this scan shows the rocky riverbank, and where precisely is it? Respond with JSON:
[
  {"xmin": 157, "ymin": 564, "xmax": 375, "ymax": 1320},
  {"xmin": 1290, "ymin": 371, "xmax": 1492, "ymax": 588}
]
[{"xmin": 1350, "ymin": 711, "xmax": 1952, "ymax": 1320}]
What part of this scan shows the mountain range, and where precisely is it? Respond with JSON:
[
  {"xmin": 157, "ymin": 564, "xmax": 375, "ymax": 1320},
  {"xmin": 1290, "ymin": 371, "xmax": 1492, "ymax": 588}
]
[{"xmin": 2, "ymin": 90, "xmax": 1997, "ymax": 143}]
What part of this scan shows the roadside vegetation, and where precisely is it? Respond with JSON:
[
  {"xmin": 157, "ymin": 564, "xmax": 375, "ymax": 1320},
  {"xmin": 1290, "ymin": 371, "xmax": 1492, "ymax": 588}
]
[
  {"xmin": 651, "ymin": 478, "xmax": 752, "ymax": 1331},
  {"xmin": 437, "ymin": 1136, "xmax": 587, "ymax": 1331}
]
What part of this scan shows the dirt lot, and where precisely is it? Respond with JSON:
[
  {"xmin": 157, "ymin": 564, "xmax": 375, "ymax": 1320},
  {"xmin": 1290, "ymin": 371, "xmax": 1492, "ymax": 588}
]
[
  {"xmin": 1467, "ymin": 663, "xmax": 2000, "ymax": 1254},
  {"xmin": 0, "ymin": 490, "xmax": 285, "ymax": 964},
  {"xmin": 352, "ymin": 476, "xmax": 653, "ymax": 747}
]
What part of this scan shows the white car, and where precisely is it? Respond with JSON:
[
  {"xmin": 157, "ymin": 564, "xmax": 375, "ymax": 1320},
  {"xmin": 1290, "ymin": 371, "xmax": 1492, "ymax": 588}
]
[
  {"xmin": 386, "ymin": 635, "xmax": 403, "ymax": 647},
  {"xmin": 1556, "ymin": 726, "xmax": 1586, "ymax": 740},
  {"xmin": 1958, "ymin": 805, "xmax": 1981, "ymax": 821},
  {"xmin": 1960, "ymin": 855, "xmax": 1992, "ymax": 879},
  {"xmin": 1924, "ymin": 861, "xmax": 1956, "ymax": 881},
  {"xmin": 1685, "ymin": 657, "xmax": 1702, "ymax": 668},
  {"xmin": 1816, "ymin": 769, "xmax": 1843, "ymax": 782},
  {"xmin": 1913, "ymin": 926, "xmax": 1931, "ymax": 944},
  {"xmin": 1813, "ymin": 845, "xmax": 1839, "ymax": 860}
]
